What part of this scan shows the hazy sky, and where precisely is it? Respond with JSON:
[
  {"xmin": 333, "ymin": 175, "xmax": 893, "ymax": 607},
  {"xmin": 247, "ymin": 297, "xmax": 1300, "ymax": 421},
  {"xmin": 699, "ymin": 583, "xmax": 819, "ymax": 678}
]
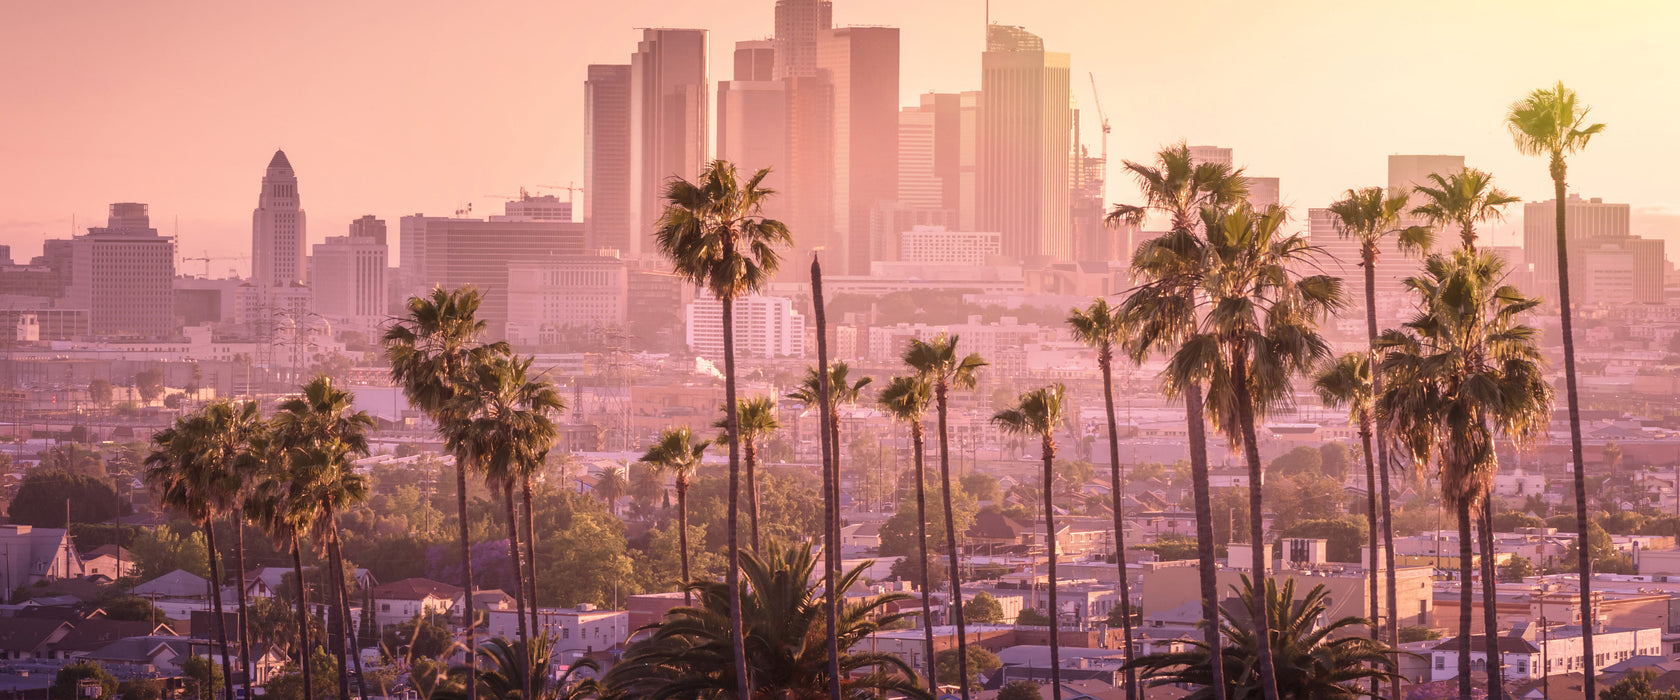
[{"xmin": 3, "ymin": 0, "xmax": 1677, "ymax": 271}]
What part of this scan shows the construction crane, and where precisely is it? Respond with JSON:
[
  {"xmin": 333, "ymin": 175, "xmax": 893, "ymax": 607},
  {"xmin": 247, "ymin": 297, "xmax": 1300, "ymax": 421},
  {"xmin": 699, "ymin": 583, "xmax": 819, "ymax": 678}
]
[
  {"xmin": 180, "ymin": 251, "xmax": 249, "ymax": 278},
  {"xmin": 483, "ymin": 187, "xmax": 534, "ymax": 200},
  {"xmin": 1088, "ymin": 72, "xmax": 1111, "ymax": 194},
  {"xmin": 537, "ymin": 183, "xmax": 585, "ymax": 206}
]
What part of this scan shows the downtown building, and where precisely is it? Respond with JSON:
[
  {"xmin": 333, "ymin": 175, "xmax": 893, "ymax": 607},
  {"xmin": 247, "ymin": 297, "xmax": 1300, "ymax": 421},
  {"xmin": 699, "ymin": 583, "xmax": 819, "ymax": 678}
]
[
  {"xmin": 63, "ymin": 203, "xmax": 176, "ymax": 340},
  {"xmin": 584, "ymin": 64, "xmax": 634, "ymax": 254},
  {"xmin": 1522, "ymin": 194, "xmax": 1664, "ymax": 306},
  {"xmin": 978, "ymin": 24, "xmax": 1072, "ymax": 264},
  {"xmin": 310, "ymin": 218, "xmax": 389, "ymax": 338},
  {"xmin": 504, "ymin": 251, "xmax": 629, "ymax": 346},
  {"xmin": 252, "ymin": 150, "xmax": 307, "ymax": 291},
  {"xmin": 816, "ymin": 26, "xmax": 900, "ymax": 274},
  {"xmin": 629, "ymin": 28, "xmax": 709, "ymax": 260},
  {"xmin": 685, "ymin": 295, "xmax": 805, "ymax": 360}
]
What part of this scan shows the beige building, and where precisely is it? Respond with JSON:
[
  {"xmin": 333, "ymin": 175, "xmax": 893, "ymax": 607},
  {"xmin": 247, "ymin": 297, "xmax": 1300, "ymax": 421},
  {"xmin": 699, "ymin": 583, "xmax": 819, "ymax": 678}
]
[
  {"xmin": 1138, "ymin": 557, "xmax": 1436, "ymax": 630},
  {"xmin": 978, "ymin": 24, "xmax": 1071, "ymax": 263},
  {"xmin": 504, "ymin": 252, "xmax": 629, "ymax": 345},
  {"xmin": 65, "ymin": 203, "xmax": 175, "ymax": 340}
]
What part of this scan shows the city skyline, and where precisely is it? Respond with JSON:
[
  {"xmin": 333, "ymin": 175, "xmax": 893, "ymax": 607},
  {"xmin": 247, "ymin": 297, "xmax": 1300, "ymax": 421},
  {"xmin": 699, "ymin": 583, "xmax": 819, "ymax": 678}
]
[{"xmin": 4, "ymin": 1, "xmax": 1678, "ymax": 270}]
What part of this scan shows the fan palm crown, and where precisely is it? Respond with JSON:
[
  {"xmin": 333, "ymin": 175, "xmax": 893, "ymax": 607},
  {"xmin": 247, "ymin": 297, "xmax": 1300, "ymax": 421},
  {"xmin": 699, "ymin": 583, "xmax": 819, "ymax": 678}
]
[{"xmin": 1409, "ymin": 169, "xmax": 1520, "ymax": 252}]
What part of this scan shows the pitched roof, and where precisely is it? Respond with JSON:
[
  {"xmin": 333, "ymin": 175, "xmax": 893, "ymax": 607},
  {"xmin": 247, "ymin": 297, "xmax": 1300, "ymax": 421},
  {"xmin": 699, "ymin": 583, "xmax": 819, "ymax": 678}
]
[
  {"xmin": 268, "ymin": 150, "xmax": 291, "ymax": 170},
  {"xmin": 1430, "ymin": 633, "xmax": 1541, "ymax": 654},
  {"xmin": 84, "ymin": 545, "xmax": 132, "ymax": 561},
  {"xmin": 0, "ymin": 618, "xmax": 71, "ymax": 653},
  {"xmin": 82, "ymin": 635, "xmax": 191, "ymax": 665},
  {"xmin": 57, "ymin": 620, "xmax": 174, "ymax": 653},
  {"xmin": 969, "ymin": 509, "xmax": 1032, "ymax": 540},
  {"xmin": 372, "ymin": 577, "xmax": 462, "ymax": 601},
  {"xmin": 132, "ymin": 569, "xmax": 210, "ymax": 597}
]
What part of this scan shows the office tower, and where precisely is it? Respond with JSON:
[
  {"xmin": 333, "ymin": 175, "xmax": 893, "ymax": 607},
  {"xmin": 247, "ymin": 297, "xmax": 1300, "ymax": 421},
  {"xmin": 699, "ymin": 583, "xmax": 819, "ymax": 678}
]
[
  {"xmin": 873, "ymin": 99, "xmax": 963, "ymax": 263},
  {"xmin": 0, "ymin": 245, "xmax": 9, "ymax": 266},
  {"xmin": 498, "ymin": 191, "xmax": 572, "ymax": 222},
  {"xmin": 66, "ymin": 203, "xmax": 176, "ymax": 339},
  {"xmin": 310, "ymin": 234, "xmax": 388, "ymax": 336},
  {"xmin": 504, "ymin": 251, "xmax": 629, "ymax": 346},
  {"xmin": 734, "ymin": 39, "xmax": 775, "ymax": 81},
  {"xmin": 718, "ymin": 40, "xmax": 787, "ymax": 199},
  {"xmin": 1246, "ymin": 177, "xmax": 1281, "ymax": 210},
  {"xmin": 898, "ymin": 107, "xmax": 943, "ymax": 210},
  {"xmin": 585, "ymin": 64, "xmax": 634, "ymax": 253},
  {"xmin": 252, "ymin": 150, "xmax": 307, "ymax": 289},
  {"xmin": 784, "ymin": 75, "xmax": 834, "ymax": 271},
  {"xmin": 958, "ymin": 90, "xmax": 980, "ymax": 230},
  {"xmin": 899, "ymin": 226, "xmax": 1002, "ymax": 266},
  {"xmin": 349, "ymin": 215, "xmax": 387, "ymax": 246},
  {"xmin": 1069, "ymin": 106, "xmax": 1112, "ymax": 262},
  {"xmin": 419, "ymin": 217, "xmax": 587, "ymax": 338},
  {"xmin": 1187, "ymin": 145, "xmax": 1233, "ymax": 168},
  {"xmin": 1523, "ymin": 194, "xmax": 1631, "ymax": 283},
  {"xmin": 774, "ymin": 0, "xmax": 833, "ymax": 80},
  {"xmin": 686, "ymin": 295, "xmax": 805, "ymax": 359},
  {"xmin": 817, "ymin": 26, "xmax": 900, "ymax": 274},
  {"xmin": 1524, "ymin": 195, "xmax": 1663, "ymax": 306},
  {"xmin": 979, "ymin": 24, "xmax": 1072, "ymax": 263},
  {"xmin": 630, "ymin": 29, "xmax": 709, "ymax": 259}
]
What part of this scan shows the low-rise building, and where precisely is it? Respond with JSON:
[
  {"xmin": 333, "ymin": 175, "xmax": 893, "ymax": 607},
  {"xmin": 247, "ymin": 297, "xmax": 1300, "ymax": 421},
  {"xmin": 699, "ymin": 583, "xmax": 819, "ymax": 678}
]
[
  {"xmin": 1429, "ymin": 624, "xmax": 1663, "ymax": 683},
  {"xmin": 486, "ymin": 605, "xmax": 629, "ymax": 660},
  {"xmin": 368, "ymin": 578, "xmax": 461, "ymax": 631}
]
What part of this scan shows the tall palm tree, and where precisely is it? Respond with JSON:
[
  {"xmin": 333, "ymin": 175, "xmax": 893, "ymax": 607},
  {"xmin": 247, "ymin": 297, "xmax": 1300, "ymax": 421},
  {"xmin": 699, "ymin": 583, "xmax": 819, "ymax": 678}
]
[
  {"xmin": 1507, "ymin": 82, "xmax": 1606, "ymax": 699},
  {"xmin": 444, "ymin": 355, "xmax": 563, "ymax": 700},
  {"xmin": 276, "ymin": 376, "xmax": 375, "ymax": 700},
  {"xmin": 788, "ymin": 361, "xmax": 872, "ymax": 574},
  {"xmin": 1377, "ymin": 250, "xmax": 1553, "ymax": 700},
  {"xmin": 241, "ymin": 423, "xmax": 318, "ymax": 700},
  {"xmin": 1108, "ymin": 142, "xmax": 1249, "ymax": 700},
  {"xmin": 654, "ymin": 160, "xmax": 792, "ymax": 700},
  {"xmin": 197, "ymin": 400, "xmax": 264, "ymax": 700},
  {"xmin": 1409, "ymin": 168, "xmax": 1520, "ymax": 252},
  {"xmin": 903, "ymin": 334, "xmax": 986, "ymax": 700},
  {"xmin": 992, "ymin": 385, "xmax": 1069, "ymax": 700},
  {"xmin": 1313, "ymin": 353, "xmax": 1383, "ymax": 677},
  {"xmin": 641, "ymin": 427, "xmax": 710, "ymax": 605},
  {"xmin": 145, "ymin": 406, "xmax": 247, "ymax": 700},
  {"xmin": 384, "ymin": 286, "xmax": 510, "ymax": 700},
  {"xmin": 604, "ymin": 540, "xmax": 928, "ymax": 700},
  {"xmin": 594, "ymin": 466, "xmax": 627, "ymax": 515},
  {"xmin": 1128, "ymin": 577, "xmax": 1400, "ymax": 699},
  {"xmin": 1181, "ymin": 204, "xmax": 1342, "ymax": 700},
  {"xmin": 878, "ymin": 375, "xmax": 938, "ymax": 689},
  {"xmin": 714, "ymin": 396, "xmax": 778, "ymax": 550},
  {"xmin": 1066, "ymin": 298, "xmax": 1139, "ymax": 700},
  {"xmin": 1326, "ymin": 186, "xmax": 1434, "ymax": 693}
]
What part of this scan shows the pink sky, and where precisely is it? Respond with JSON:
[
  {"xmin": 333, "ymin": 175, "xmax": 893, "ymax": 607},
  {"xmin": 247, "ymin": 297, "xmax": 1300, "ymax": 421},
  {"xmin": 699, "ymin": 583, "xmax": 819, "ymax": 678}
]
[{"xmin": 3, "ymin": 1, "xmax": 1677, "ymax": 272}]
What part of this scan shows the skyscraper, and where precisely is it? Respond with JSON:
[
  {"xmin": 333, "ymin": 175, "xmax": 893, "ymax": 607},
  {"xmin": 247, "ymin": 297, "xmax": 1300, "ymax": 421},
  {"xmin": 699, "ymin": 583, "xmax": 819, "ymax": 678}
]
[
  {"xmin": 773, "ymin": 0, "xmax": 833, "ymax": 80},
  {"xmin": 585, "ymin": 64, "xmax": 633, "ymax": 254},
  {"xmin": 718, "ymin": 40, "xmax": 787, "ymax": 200},
  {"xmin": 252, "ymin": 150, "xmax": 307, "ymax": 289},
  {"xmin": 310, "ymin": 233, "xmax": 387, "ymax": 336},
  {"xmin": 348, "ymin": 215, "xmax": 387, "ymax": 246},
  {"xmin": 816, "ymin": 26, "xmax": 900, "ymax": 274},
  {"xmin": 630, "ymin": 29, "xmax": 709, "ymax": 259},
  {"xmin": 733, "ymin": 39, "xmax": 775, "ymax": 81},
  {"xmin": 67, "ymin": 203, "xmax": 176, "ymax": 339},
  {"xmin": 979, "ymin": 24, "xmax": 1072, "ymax": 264},
  {"xmin": 1524, "ymin": 195, "xmax": 1663, "ymax": 306}
]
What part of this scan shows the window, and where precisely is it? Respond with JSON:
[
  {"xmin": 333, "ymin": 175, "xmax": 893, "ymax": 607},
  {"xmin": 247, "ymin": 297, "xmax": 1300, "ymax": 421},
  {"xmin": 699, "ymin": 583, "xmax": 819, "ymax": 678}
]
[{"xmin": 1435, "ymin": 656, "xmax": 1444, "ymax": 670}]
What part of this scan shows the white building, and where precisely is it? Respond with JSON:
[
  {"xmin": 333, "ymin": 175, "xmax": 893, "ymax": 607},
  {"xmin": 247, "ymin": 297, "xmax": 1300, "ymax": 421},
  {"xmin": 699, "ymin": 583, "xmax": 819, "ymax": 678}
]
[
  {"xmin": 898, "ymin": 226, "xmax": 1002, "ymax": 266},
  {"xmin": 65, "ymin": 203, "xmax": 176, "ymax": 340},
  {"xmin": 486, "ymin": 605, "xmax": 629, "ymax": 659},
  {"xmin": 0, "ymin": 525, "xmax": 82, "ymax": 597},
  {"xmin": 368, "ymin": 578, "xmax": 461, "ymax": 632},
  {"xmin": 686, "ymin": 294, "xmax": 805, "ymax": 360},
  {"xmin": 310, "ymin": 233, "xmax": 388, "ymax": 337},
  {"xmin": 1429, "ymin": 624, "xmax": 1662, "ymax": 683},
  {"xmin": 505, "ymin": 252, "xmax": 628, "ymax": 345}
]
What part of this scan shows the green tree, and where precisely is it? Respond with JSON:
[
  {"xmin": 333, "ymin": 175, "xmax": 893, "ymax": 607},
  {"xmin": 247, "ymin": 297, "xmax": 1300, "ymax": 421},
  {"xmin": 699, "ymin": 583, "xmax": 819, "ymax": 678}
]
[
  {"xmin": 1398, "ymin": 626, "xmax": 1442, "ymax": 643},
  {"xmin": 1317, "ymin": 443, "xmax": 1352, "ymax": 482},
  {"xmin": 1599, "ymin": 669, "xmax": 1680, "ymax": 700},
  {"xmin": 88, "ymin": 378, "xmax": 114, "ymax": 407},
  {"xmin": 993, "ymin": 384, "xmax": 1070, "ymax": 697},
  {"xmin": 654, "ymin": 160, "xmax": 792, "ymax": 700},
  {"xmin": 640, "ymin": 427, "xmax": 710, "ymax": 605},
  {"xmin": 1509, "ymin": 82, "xmax": 1609, "ymax": 700},
  {"xmin": 135, "ymin": 367, "xmax": 167, "ymax": 404},
  {"xmin": 98, "ymin": 595, "xmax": 170, "ymax": 623},
  {"xmin": 788, "ymin": 361, "xmax": 871, "ymax": 581},
  {"xmin": 241, "ymin": 422, "xmax": 323, "ymax": 698},
  {"xmin": 1314, "ymin": 353, "xmax": 1385, "ymax": 657},
  {"xmin": 1266, "ymin": 446, "xmax": 1323, "ymax": 480},
  {"xmin": 51, "ymin": 661, "xmax": 117, "ymax": 700},
  {"xmin": 440, "ymin": 636, "xmax": 599, "ymax": 700},
  {"xmin": 959, "ymin": 472, "xmax": 999, "ymax": 502},
  {"xmin": 383, "ymin": 613, "xmax": 452, "ymax": 665},
  {"xmin": 1278, "ymin": 518, "xmax": 1369, "ymax": 564},
  {"xmin": 604, "ymin": 540, "xmax": 927, "ymax": 700},
  {"xmin": 965, "ymin": 591, "xmax": 1004, "ymax": 624},
  {"xmin": 1016, "ymin": 608, "xmax": 1052, "ymax": 626},
  {"xmin": 7, "ymin": 469, "xmax": 121, "ymax": 527},
  {"xmin": 1109, "ymin": 142, "xmax": 1250, "ymax": 700},
  {"xmin": 116, "ymin": 679, "xmax": 164, "ymax": 700},
  {"xmin": 263, "ymin": 648, "xmax": 341, "ymax": 700},
  {"xmin": 878, "ymin": 374, "xmax": 939, "ymax": 688},
  {"xmin": 181, "ymin": 656, "xmax": 225, "ymax": 700},
  {"xmin": 937, "ymin": 647, "xmax": 1001, "ymax": 688},
  {"xmin": 998, "ymin": 681, "xmax": 1043, "ymax": 700},
  {"xmin": 127, "ymin": 525, "xmax": 210, "ymax": 580},
  {"xmin": 1128, "ymin": 577, "xmax": 1397, "ymax": 699},
  {"xmin": 1501, "ymin": 556, "xmax": 1536, "ymax": 583}
]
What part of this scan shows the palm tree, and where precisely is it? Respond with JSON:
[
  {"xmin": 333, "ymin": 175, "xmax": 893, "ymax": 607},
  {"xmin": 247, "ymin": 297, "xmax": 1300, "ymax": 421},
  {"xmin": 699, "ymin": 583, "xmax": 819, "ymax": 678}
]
[
  {"xmin": 604, "ymin": 540, "xmax": 929, "ymax": 700},
  {"xmin": 654, "ymin": 159, "xmax": 792, "ymax": 700},
  {"xmin": 1181, "ymin": 204, "xmax": 1342, "ymax": 700},
  {"xmin": 788, "ymin": 361, "xmax": 872, "ymax": 574},
  {"xmin": 1108, "ymin": 143, "xmax": 1249, "ymax": 700},
  {"xmin": 384, "ymin": 286, "xmax": 510, "ymax": 700},
  {"xmin": 878, "ymin": 375, "xmax": 938, "ymax": 689},
  {"xmin": 1066, "ymin": 298, "xmax": 1139, "ymax": 700},
  {"xmin": 992, "ymin": 385, "xmax": 1069, "ymax": 700},
  {"xmin": 444, "ymin": 355, "xmax": 563, "ymax": 700},
  {"xmin": 198, "ymin": 400, "xmax": 264, "ymax": 700},
  {"xmin": 641, "ymin": 427, "xmax": 710, "ymax": 605},
  {"xmin": 145, "ymin": 404, "xmax": 251, "ymax": 700},
  {"xmin": 903, "ymin": 334, "xmax": 986, "ymax": 700},
  {"xmin": 276, "ymin": 376, "xmax": 375, "ymax": 700},
  {"xmin": 594, "ymin": 466, "xmax": 627, "ymax": 515},
  {"xmin": 443, "ymin": 636, "xmax": 600, "ymax": 700},
  {"xmin": 713, "ymin": 396, "xmax": 778, "ymax": 550},
  {"xmin": 241, "ymin": 423, "xmax": 318, "ymax": 700},
  {"xmin": 1314, "ymin": 354, "xmax": 1382, "ymax": 667},
  {"xmin": 1409, "ymin": 168, "xmax": 1520, "ymax": 252},
  {"xmin": 1128, "ymin": 577, "xmax": 1400, "ymax": 699},
  {"xmin": 1377, "ymin": 250, "xmax": 1553, "ymax": 700},
  {"xmin": 1507, "ymin": 81, "xmax": 1606, "ymax": 699},
  {"xmin": 1326, "ymin": 186, "xmax": 1434, "ymax": 690}
]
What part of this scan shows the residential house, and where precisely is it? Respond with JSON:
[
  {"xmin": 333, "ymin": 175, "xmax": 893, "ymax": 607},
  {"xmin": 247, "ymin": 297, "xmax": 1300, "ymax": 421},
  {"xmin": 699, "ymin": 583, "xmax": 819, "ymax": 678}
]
[
  {"xmin": 0, "ymin": 525, "xmax": 83, "ymax": 595},
  {"xmin": 80, "ymin": 545, "xmax": 135, "ymax": 580},
  {"xmin": 368, "ymin": 578, "xmax": 460, "ymax": 632}
]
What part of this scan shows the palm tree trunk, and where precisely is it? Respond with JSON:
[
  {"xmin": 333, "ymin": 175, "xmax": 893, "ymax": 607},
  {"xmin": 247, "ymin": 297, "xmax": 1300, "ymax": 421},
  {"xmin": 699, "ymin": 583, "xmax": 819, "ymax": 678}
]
[
  {"xmin": 1231, "ymin": 358, "xmax": 1280, "ymax": 700},
  {"xmin": 677, "ymin": 480, "xmax": 691, "ymax": 606},
  {"xmin": 1457, "ymin": 504, "xmax": 1473, "ymax": 700},
  {"xmin": 1553, "ymin": 160, "xmax": 1595, "ymax": 700},
  {"xmin": 203, "ymin": 520, "xmax": 238, "ymax": 700},
  {"xmin": 720, "ymin": 291, "xmax": 750, "ymax": 700},
  {"xmin": 811, "ymin": 257, "xmax": 843, "ymax": 700},
  {"xmin": 290, "ymin": 538, "xmax": 314, "ymax": 700},
  {"xmin": 332, "ymin": 532, "xmax": 369, "ymax": 700},
  {"xmin": 1479, "ymin": 500, "xmax": 1503, "ymax": 700},
  {"xmin": 230, "ymin": 516, "xmax": 254, "ymax": 700},
  {"xmin": 455, "ymin": 461, "xmax": 477, "ymax": 700},
  {"xmin": 323, "ymin": 551, "xmax": 344, "ymax": 692},
  {"xmin": 1183, "ymin": 382, "xmax": 1227, "ymax": 700},
  {"xmin": 912, "ymin": 420, "xmax": 938, "ymax": 691},
  {"xmin": 1365, "ymin": 249, "xmax": 1402, "ymax": 700},
  {"xmin": 1098, "ymin": 354, "xmax": 1138, "ymax": 700},
  {"xmin": 522, "ymin": 476, "xmax": 540, "ymax": 640},
  {"xmin": 502, "ymin": 484, "xmax": 532, "ymax": 700},
  {"xmin": 935, "ymin": 384, "xmax": 971, "ymax": 700},
  {"xmin": 1360, "ymin": 409, "xmax": 1380, "ymax": 696},
  {"xmin": 744, "ymin": 439, "xmax": 761, "ymax": 552},
  {"xmin": 1042, "ymin": 434, "xmax": 1062, "ymax": 700}
]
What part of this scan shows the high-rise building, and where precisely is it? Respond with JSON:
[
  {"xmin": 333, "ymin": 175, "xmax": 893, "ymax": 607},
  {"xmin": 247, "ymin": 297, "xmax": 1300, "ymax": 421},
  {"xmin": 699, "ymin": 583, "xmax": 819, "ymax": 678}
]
[
  {"xmin": 1069, "ymin": 106, "xmax": 1112, "ymax": 262},
  {"xmin": 686, "ymin": 294, "xmax": 805, "ymax": 359},
  {"xmin": 979, "ymin": 24, "xmax": 1072, "ymax": 264},
  {"xmin": 898, "ymin": 107, "xmax": 943, "ymax": 211},
  {"xmin": 504, "ymin": 251, "xmax": 629, "ymax": 346},
  {"xmin": 497, "ymin": 192, "xmax": 572, "ymax": 222},
  {"xmin": 252, "ymin": 150, "xmax": 307, "ymax": 289},
  {"xmin": 817, "ymin": 26, "xmax": 900, "ymax": 274},
  {"xmin": 733, "ymin": 39, "xmax": 776, "ymax": 81},
  {"xmin": 1523, "ymin": 194, "xmax": 1631, "ymax": 283},
  {"xmin": 1246, "ymin": 177, "xmax": 1281, "ymax": 210},
  {"xmin": 66, "ymin": 203, "xmax": 176, "ymax": 339},
  {"xmin": 348, "ymin": 215, "xmax": 387, "ymax": 246},
  {"xmin": 773, "ymin": 0, "xmax": 833, "ymax": 80},
  {"xmin": 958, "ymin": 90, "xmax": 980, "ymax": 230},
  {"xmin": 899, "ymin": 226, "xmax": 1002, "ymax": 266},
  {"xmin": 1523, "ymin": 195, "xmax": 1663, "ymax": 306},
  {"xmin": 783, "ymin": 75, "xmax": 835, "ymax": 274},
  {"xmin": 310, "ymin": 233, "xmax": 388, "ymax": 336},
  {"xmin": 718, "ymin": 40, "xmax": 787, "ymax": 201},
  {"xmin": 1187, "ymin": 145, "xmax": 1233, "ymax": 168},
  {"xmin": 418, "ymin": 217, "xmax": 586, "ymax": 339},
  {"xmin": 630, "ymin": 29, "xmax": 709, "ymax": 259},
  {"xmin": 585, "ymin": 64, "xmax": 634, "ymax": 254}
]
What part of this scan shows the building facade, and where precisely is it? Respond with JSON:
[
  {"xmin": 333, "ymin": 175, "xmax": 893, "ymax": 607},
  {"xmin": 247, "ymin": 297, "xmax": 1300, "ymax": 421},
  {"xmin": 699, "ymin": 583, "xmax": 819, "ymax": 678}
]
[
  {"xmin": 65, "ymin": 203, "xmax": 175, "ymax": 340},
  {"xmin": 686, "ymin": 294, "xmax": 805, "ymax": 359},
  {"xmin": 978, "ymin": 25, "xmax": 1072, "ymax": 263},
  {"xmin": 310, "ymin": 233, "xmax": 388, "ymax": 337},
  {"xmin": 252, "ymin": 150, "xmax": 307, "ymax": 290},
  {"xmin": 585, "ymin": 64, "xmax": 634, "ymax": 254},
  {"xmin": 504, "ymin": 252, "xmax": 629, "ymax": 345},
  {"xmin": 630, "ymin": 29, "xmax": 709, "ymax": 259}
]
